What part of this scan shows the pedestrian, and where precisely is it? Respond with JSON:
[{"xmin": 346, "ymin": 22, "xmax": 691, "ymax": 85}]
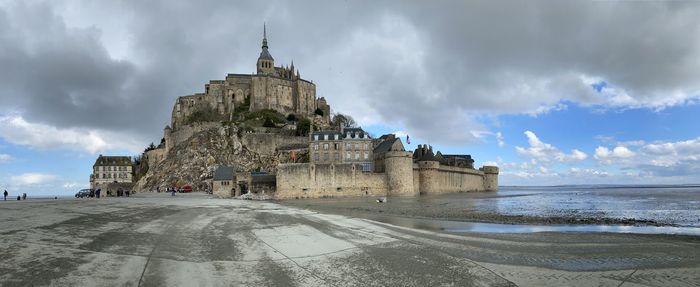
[
  {"xmin": 17, "ymin": 195, "xmax": 21, "ymax": 200},
  {"xmin": 95, "ymin": 189, "xmax": 101, "ymax": 199},
  {"xmin": 171, "ymin": 187, "xmax": 175, "ymax": 196},
  {"xmin": 125, "ymin": 190, "xmax": 130, "ymax": 197},
  {"xmin": 22, "ymin": 193, "xmax": 26, "ymax": 200},
  {"xmin": 3, "ymin": 189, "xmax": 7, "ymax": 201}
]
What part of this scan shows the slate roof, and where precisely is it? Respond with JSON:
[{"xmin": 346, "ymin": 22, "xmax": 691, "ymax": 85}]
[
  {"xmin": 93, "ymin": 156, "xmax": 132, "ymax": 167},
  {"xmin": 311, "ymin": 131, "xmax": 342, "ymax": 141},
  {"xmin": 342, "ymin": 127, "xmax": 371, "ymax": 139},
  {"xmin": 373, "ymin": 137, "xmax": 401, "ymax": 154},
  {"xmin": 213, "ymin": 166, "xmax": 235, "ymax": 181}
]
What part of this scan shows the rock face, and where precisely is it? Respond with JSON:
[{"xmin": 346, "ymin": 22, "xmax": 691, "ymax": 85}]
[{"xmin": 134, "ymin": 123, "xmax": 300, "ymax": 192}]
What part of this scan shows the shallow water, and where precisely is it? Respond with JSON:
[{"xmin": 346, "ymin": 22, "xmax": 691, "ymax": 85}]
[
  {"xmin": 361, "ymin": 214, "xmax": 700, "ymax": 236},
  {"xmin": 485, "ymin": 185, "xmax": 700, "ymax": 227},
  {"xmin": 288, "ymin": 185, "xmax": 700, "ymax": 235}
]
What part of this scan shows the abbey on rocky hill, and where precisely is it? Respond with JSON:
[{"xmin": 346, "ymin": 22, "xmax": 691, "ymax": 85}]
[{"xmin": 169, "ymin": 24, "xmax": 330, "ymax": 131}]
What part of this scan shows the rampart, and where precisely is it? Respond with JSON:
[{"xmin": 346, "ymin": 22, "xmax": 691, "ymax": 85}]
[
  {"xmin": 241, "ymin": 133, "xmax": 308, "ymax": 156},
  {"xmin": 275, "ymin": 160, "xmax": 499, "ymax": 199}
]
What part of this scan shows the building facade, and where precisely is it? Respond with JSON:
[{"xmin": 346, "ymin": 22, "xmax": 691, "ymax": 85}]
[
  {"xmin": 91, "ymin": 155, "xmax": 133, "ymax": 189},
  {"xmin": 309, "ymin": 127, "xmax": 373, "ymax": 171}
]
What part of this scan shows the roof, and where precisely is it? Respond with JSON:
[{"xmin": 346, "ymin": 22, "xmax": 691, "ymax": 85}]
[
  {"xmin": 259, "ymin": 48, "xmax": 274, "ymax": 61},
  {"xmin": 342, "ymin": 127, "xmax": 371, "ymax": 140},
  {"xmin": 94, "ymin": 156, "xmax": 132, "ymax": 167},
  {"xmin": 373, "ymin": 137, "xmax": 402, "ymax": 154},
  {"xmin": 312, "ymin": 131, "xmax": 342, "ymax": 141},
  {"xmin": 213, "ymin": 166, "xmax": 235, "ymax": 181}
]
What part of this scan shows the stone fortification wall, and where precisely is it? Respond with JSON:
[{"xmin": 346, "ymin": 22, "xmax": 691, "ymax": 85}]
[
  {"xmin": 169, "ymin": 122, "xmax": 221, "ymax": 147},
  {"xmin": 275, "ymin": 163, "xmax": 388, "ymax": 199},
  {"xmin": 384, "ymin": 151, "xmax": 416, "ymax": 196},
  {"xmin": 241, "ymin": 133, "xmax": 308, "ymax": 156},
  {"xmin": 413, "ymin": 162, "xmax": 495, "ymax": 194},
  {"xmin": 145, "ymin": 148, "xmax": 166, "ymax": 168},
  {"xmin": 251, "ymin": 76, "xmax": 295, "ymax": 114}
]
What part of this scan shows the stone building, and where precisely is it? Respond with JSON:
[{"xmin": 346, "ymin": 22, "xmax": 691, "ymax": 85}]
[
  {"xmin": 341, "ymin": 127, "xmax": 373, "ymax": 171},
  {"xmin": 372, "ymin": 134, "xmax": 406, "ymax": 172},
  {"xmin": 212, "ymin": 166, "xmax": 236, "ymax": 198},
  {"xmin": 90, "ymin": 155, "xmax": 133, "ymax": 189},
  {"xmin": 310, "ymin": 131, "xmax": 343, "ymax": 164},
  {"xmin": 169, "ymin": 25, "xmax": 327, "ymax": 131},
  {"xmin": 309, "ymin": 127, "xmax": 373, "ymax": 171}
]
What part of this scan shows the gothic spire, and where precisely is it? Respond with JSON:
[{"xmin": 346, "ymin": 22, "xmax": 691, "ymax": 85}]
[{"xmin": 262, "ymin": 22, "xmax": 268, "ymax": 49}]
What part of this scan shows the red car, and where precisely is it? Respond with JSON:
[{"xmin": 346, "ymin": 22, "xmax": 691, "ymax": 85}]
[{"xmin": 182, "ymin": 185, "xmax": 192, "ymax": 193}]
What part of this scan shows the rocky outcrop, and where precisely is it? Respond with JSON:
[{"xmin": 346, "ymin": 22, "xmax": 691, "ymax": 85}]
[{"xmin": 134, "ymin": 123, "xmax": 300, "ymax": 192}]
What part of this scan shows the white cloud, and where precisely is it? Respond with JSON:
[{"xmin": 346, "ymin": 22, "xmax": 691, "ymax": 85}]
[
  {"xmin": 594, "ymin": 146, "xmax": 635, "ymax": 164},
  {"xmin": 515, "ymin": 130, "xmax": 588, "ymax": 163},
  {"xmin": 0, "ymin": 115, "xmax": 143, "ymax": 154},
  {"xmin": 496, "ymin": 132, "xmax": 505, "ymax": 147},
  {"xmin": 0, "ymin": 153, "xmax": 13, "ymax": 163},
  {"xmin": 10, "ymin": 172, "xmax": 58, "ymax": 186}
]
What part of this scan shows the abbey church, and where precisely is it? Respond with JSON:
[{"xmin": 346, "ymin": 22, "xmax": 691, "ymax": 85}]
[{"xmin": 170, "ymin": 26, "xmax": 330, "ymax": 131}]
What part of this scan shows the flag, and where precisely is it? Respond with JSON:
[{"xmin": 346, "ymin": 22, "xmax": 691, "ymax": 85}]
[{"xmin": 406, "ymin": 135, "xmax": 410, "ymax": 144}]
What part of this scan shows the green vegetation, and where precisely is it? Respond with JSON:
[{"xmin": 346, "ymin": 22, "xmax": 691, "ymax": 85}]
[
  {"xmin": 185, "ymin": 103, "xmax": 225, "ymax": 124},
  {"xmin": 296, "ymin": 118, "xmax": 311, "ymax": 136},
  {"xmin": 286, "ymin": 114, "xmax": 298, "ymax": 122}
]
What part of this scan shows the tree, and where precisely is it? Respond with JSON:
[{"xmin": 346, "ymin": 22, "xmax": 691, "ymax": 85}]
[
  {"xmin": 296, "ymin": 118, "xmax": 311, "ymax": 136},
  {"xmin": 331, "ymin": 113, "xmax": 357, "ymax": 128},
  {"xmin": 314, "ymin": 108, "xmax": 324, "ymax": 116},
  {"xmin": 263, "ymin": 117, "xmax": 275, "ymax": 127},
  {"xmin": 286, "ymin": 114, "xmax": 298, "ymax": 122}
]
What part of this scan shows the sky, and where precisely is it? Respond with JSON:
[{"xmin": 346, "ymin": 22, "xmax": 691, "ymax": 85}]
[{"xmin": 1, "ymin": 0, "xmax": 700, "ymax": 196}]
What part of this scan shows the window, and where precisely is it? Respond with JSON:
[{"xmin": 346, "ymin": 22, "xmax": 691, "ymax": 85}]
[
  {"xmin": 314, "ymin": 144, "xmax": 319, "ymax": 151},
  {"xmin": 364, "ymin": 143, "xmax": 369, "ymax": 150},
  {"xmin": 335, "ymin": 134, "xmax": 339, "ymax": 140},
  {"xmin": 355, "ymin": 151, "xmax": 360, "ymax": 160},
  {"xmin": 364, "ymin": 151, "xmax": 369, "ymax": 160},
  {"xmin": 346, "ymin": 143, "xmax": 352, "ymax": 150},
  {"xmin": 323, "ymin": 153, "xmax": 329, "ymax": 160},
  {"xmin": 334, "ymin": 153, "xmax": 339, "ymax": 160},
  {"xmin": 346, "ymin": 152, "xmax": 351, "ymax": 160},
  {"xmin": 314, "ymin": 153, "xmax": 319, "ymax": 161},
  {"xmin": 323, "ymin": 143, "xmax": 328, "ymax": 150},
  {"xmin": 324, "ymin": 134, "xmax": 329, "ymax": 140},
  {"xmin": 333, "ymin": 143, "xmax": 338, "ymax": 150},
  {"xmin": 355, "ymin": 143, "xmax": 361, "ymax": 150},
  {"xmin": 314, "ymin": 135, "xmax": 319, "ymax": 140}
]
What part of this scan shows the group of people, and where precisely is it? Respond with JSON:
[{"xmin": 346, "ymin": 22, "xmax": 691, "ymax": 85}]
[{"xmin": 3, "ymin": 190, "xmax": 27, "ymax": 201}]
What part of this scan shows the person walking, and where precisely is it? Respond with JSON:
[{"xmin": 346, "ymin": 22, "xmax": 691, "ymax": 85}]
[
  {"xmin": 3, "ymin": 189, "xmax": 7, "ymax": 201},
  {"xmin": 95, "ymin": 189, "xmax": 101, "ymax": 199},
  {"xmin": 22, "ymin": 193, "xmax": 26, "ymax": 200},
  {"xmin": 171, "ymin": 187, "xmax": 175, "ymax": 196}
]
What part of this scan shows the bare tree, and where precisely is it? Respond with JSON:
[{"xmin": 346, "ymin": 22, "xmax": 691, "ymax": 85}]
[{"xmin": 331, "ymin": 113, "xmax": 357, "ymax": 128}]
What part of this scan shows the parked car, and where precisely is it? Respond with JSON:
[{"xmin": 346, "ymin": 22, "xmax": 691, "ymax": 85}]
[
  {"xmin": 182, "ymin": 185, "xmax": 192, "ymax": 193},
  {"xmin": 75, "ymin": 189, "xmax": 93, "ymax": 198}
]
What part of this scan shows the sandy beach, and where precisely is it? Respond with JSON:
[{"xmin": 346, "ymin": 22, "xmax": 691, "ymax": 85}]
[{"xmin": 0, "ymin": 192, "xmax": 698, "ymax": 286}]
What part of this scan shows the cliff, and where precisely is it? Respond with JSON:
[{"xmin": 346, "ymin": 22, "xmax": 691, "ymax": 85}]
[{"xmin": 134, "ymin": 123, "xmax": 307, "ymax": 192}]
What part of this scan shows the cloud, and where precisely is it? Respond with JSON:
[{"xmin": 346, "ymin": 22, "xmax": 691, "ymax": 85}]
[
  {"xmin": 496, "ymin": 132, "xmax": 505, "ymax": 147},
  {"xmin": 0, "ymin": 1, "xmax": 698, "ymax": 150},
  {"xmin": 0, "ymin": 115, "xmax": 144, "ymax": 154},
  {"xmin": 10, "ymin": 172, "xmax": 58, "ymax": 186},
  {"xmin": 515, "ymin": 130, "xmax": 588, "ymax": 163},
  {"xmin": 594, "ymin": 146, "xmax": 635, "ymax": 164},
  {"xmin": 0, "ymin": 153, "xmax": 13, "ymax": 163}
]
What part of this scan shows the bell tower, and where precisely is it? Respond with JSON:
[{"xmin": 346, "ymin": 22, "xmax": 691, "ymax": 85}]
[{"xmin": 256, "ymin": 24, "xmax": 275, "ymax": 75}]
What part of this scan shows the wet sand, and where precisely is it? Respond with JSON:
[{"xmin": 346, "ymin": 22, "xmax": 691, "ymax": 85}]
[
  {"xmin": 281, "ymin": 190, "xmax": 696, "ymax": 227},
  {"xmin": 1, "ymin": 192, "xmax": 698, "ymax": 286}
]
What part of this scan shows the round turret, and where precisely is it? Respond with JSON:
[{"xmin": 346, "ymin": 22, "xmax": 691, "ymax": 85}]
[
  {"xmin": 384, "ymin": 151, "xmax": 416, "ymax": 196},
  {"xmin": 481, "ymin": 166, "xmax": 499, "ymax": 191}
]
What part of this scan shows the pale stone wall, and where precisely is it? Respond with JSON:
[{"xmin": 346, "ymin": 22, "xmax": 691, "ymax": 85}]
[
  {"xmin": 145, "ymin": 148, "xmax": 166, "ymax": 168},
  {"xmin": 242, "ymin": 133, "xmax": 309, "ymax": 156},
  {"xmin": 384, "ymin": 151, "xmax": 416, "ymax": 196},
  {"xmin": 275, "ymin": 163, "xmax": 388, "ymax": 199},
  {"xmin": 169, "ymin": 122, "xmax": 221, "ymax": 147},
  {"xmin": 213, "ymin": 180, "xmax": 235, "ymax": 198},
  {"xmin": 275, "ymin": 160, "xmax": 497, "ymax": 200}
]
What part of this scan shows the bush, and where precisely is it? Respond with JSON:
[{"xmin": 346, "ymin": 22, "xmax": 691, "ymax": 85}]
[
  {"xmin": 314, "ymin": 108, "xmax": 325, "ymax": 116},
  {"xmin": 296, "ymin": 118, "xmax": 311, "ymax": 136},
  {"xmin": 286, "ymin": 114, "xmax": 298, "ymax": 122},
  {"xmin": 185, "ymin": 103, "xmax": 224, "ymax": 124},
  {"xmin": 263, "ymin": 117, "xmax": 275, "ymax": 127}
]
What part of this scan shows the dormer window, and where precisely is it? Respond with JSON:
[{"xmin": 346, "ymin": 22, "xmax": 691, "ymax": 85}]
[
  {"xmin": 314, "ymin": 135, "xmax": 319, "ymax": 141},
  {"xmin": 324, "ymin": 134, "xmax": 328, "ymax": 140}
]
